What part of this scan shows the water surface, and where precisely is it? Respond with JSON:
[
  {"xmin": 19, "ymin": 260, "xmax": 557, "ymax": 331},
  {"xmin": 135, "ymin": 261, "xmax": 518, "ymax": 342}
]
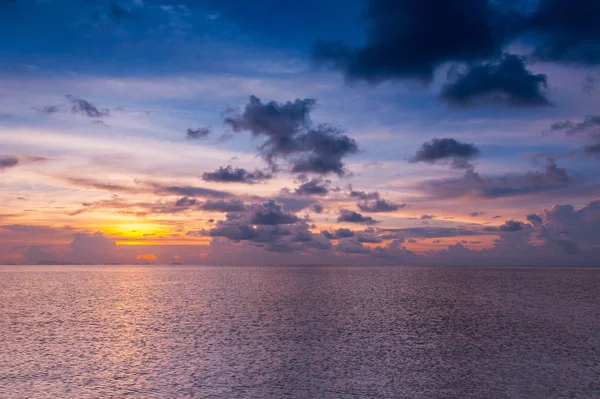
[{"xmin": 1, "ymin": 265, "xmax": 599, "ymax": 398}]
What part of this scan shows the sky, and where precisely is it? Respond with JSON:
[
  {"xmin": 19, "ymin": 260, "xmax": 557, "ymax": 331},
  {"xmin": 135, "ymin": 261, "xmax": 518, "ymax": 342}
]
[{"xmin": 0, "ymin": 0, "xmax": 599, "ymax": 266}]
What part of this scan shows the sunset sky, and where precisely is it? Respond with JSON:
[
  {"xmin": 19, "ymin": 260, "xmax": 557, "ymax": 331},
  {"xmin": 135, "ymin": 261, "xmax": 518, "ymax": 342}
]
[{"xmin": 1, "ymin": 0, "xmax": 599, "ymax": 265}]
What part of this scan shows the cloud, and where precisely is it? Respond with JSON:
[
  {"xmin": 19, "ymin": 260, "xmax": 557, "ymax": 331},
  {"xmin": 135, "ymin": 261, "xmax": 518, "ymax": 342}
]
[
  {"xmin": 549, "ymin": 115, "xmax": 600, "ymax": 157},
  {"xmin": 584, "ymin": 143, "xmax": 600, "ymax": 155},
  {"xmin": 312, "ymin": 203, "xmax": 324, "ymax": 213},
  {"xmin": 313, "ymin": 0, "xmax": 504, "ymax": 83},
  {"xmin": 198, "ymin": 199, "xmax": 246, "ymax": 212},
  {"xmin": 357, "ymin": 199, "xmax": 405, "ymax": 213},
  {"xmin": 69, "ymin": 232, "xmax": 118, "ymax": 264},
  {"xmin": 348, "ymin": 187, "xmax": 380, "ymax": 200},
  {"xmin": 186, "ymin": 127, "xmax": 211, "ymax": 140},
  {"xmin": 550, "ymin": 115, "xmax": 600, "ymax": 139},
  {"xmin": 36, "ymin": 95, "xmax": 110, "ymax": 119},
  {"xmin": 497, "ymin": 220, "xmax": 527, "ymax": 232},
  {"xmin": 334, "ymin": 228, "xmax": 355, "ymax": 238},
  {"xmin": 223, "ymin": 95, "xmax": 358, "ymax": 176},
  {"xmin": 151, "ymin": 183, "xmax": 232, "ymax": 199},
  {"xmin": 202, "ymin": 165, "xmax": 272, "ymax": 184},
  {"xmin": 420, "ymin": 158, "xmax": 573, "ymax": 199},
  {"xmin": 336, "ymin": 240, "xmax": 371, "ymax": 255},
  {"xmin": 66, "ymin": 95, "xmax": 110, "ymax": 118},
  {"xmin": 525, "ymin": 0, "xmax": 600, "ymax": 65},
  {"xmin": 469, "ymin": 212, "xmax": 484, "ymax": 217},
  {"xmin": 527, "ymin": 213, "xmax": 543, "ymax": 225},
  {"xmin": 249, "ymin": 201, "xmax": 299, "ymax": 225},
  {"xmin": 348, "ymin": 187, "xmax": 406, "ymax": 213},
  {"xmin": 337, "ymin": 209, "xmax": 379, "ymax": 225},
  {"xmin": 441, "ymin": 55, "xmax": 551, "ymax": 107},
  {"xmin": 294, "ymin": 178, "xmax": 330, "ymax": 196},
  {"xmin": 0, "ymin": 156, "xmax": 18, "ymax": 170},
  {"xmin": 409, "ymin": 138, "xmax": 480, "ymax": 169}
]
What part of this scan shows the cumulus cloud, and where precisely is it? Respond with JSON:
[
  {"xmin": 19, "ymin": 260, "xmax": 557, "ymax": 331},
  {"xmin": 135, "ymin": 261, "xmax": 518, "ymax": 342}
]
[
  {"xmin": 249, "ymin": 200, "xmax": 299, "ymax": 225},
  {"xmin": 202, "ymin": 165, "xmax": 272, "ymax": 184},
  {"xmin": 337, "ymin": 209, "xmax": 379, "ymax": 225},
  {"xmin": 348, "ymin": 187, "xmax": 406, "ymax": 213},
  {"xmin": 409, "ymin": 138, "xmax": 480, "ymax": 169},
  {"xmin": 186, "ymin": 127, "xmax": 211, "ymax": 140},
  {"xmin": 497, "ymin": 220, "xmax": 528, "ymax": 232},
  {"xmin": 527, "ymin": 213, "xmax": 544, "ymax": 225},
  {"xmin": 294, "ymin": 178, "xmax": 330, "ymax": 196},
  {"xmin": 223, "ymin": 95, "xmax": 358, "ymax": 176},
  {"xmin": 69, "ymin": 232, "xmax": 118, "ymax": 264},
  {"xmin": 441, "ymin": 55, "xmax": 551, "ymax": 107}
]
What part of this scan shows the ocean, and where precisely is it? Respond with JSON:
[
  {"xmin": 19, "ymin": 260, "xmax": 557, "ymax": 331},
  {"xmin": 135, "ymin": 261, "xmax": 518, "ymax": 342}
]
[{"xmin": 1, "ymin": 265, "xmax": 599, "ymax": 398}]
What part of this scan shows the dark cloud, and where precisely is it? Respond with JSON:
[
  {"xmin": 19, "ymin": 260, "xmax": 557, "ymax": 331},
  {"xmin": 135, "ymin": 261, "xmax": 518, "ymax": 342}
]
[
  {"xmin": 420, "ymin": 158, "xmax": 572, "ymax": 199},
  {"xmin": 525, "ymin": 0, "xmax": 600, "ymax": 65},
  {"xmin": 313, "ymin": 0, "xmax": 504, "ymax": 83},
  {"xmin": 250, "ymin": 200, "xmax": 299, "ymax": 225},
  {"xmin": 202, "ymin": 165, "xmax": 272, "ymax": 184},
  {"xmin": 223, "ymin": 95, "xmax": 358, "ymax": 176},
  {"xmin": 549, "ymin": 115, "xmax": 600, "ymax": 157},
  {"xmin": 175, "ymin": 197, "xmax": 197, "ymax": 207},
  {"xmin": 0, "ymin": 156, "xmax": 18, "ymax": 170},
  {"xmin": 312, "ymin": 204, "xmax": 324, "ymax": 213},
  {"xmin": 358, "ymin": 199, "xmax": 405, "ymax": 213},
  {"xmin": 273, "ymin": 195, "xmax": 316, "ymax": 213},
  {"xmin": 295, "ymin": 178, "xmax": 330, "ymax": 196},
  {"xmin": 348, "ymin": 187, "xmax": 406, "ymax": 213},
  {"xmin": 498, "ymin": 220, "xmax": 527, "ymax": 232},
  {"xmin": 66, "ymin": 95, "xmax": 110, "ymax": 118},
  {"xmin": 335, "ymin": 240, "xmax": 371, "ymax": 255},
  {"xmin": 198, "ymin": 199, "xmax": 246, "ymax": 212},
  {"xmin": 334, "ymin": 228, "xmax": 355, "ymax": 238},
  {"xmin": 550, "ymin": 115, "xmax": 600, "ymax": 137},
  {"xmin": 409, "ymin": 138, "xmax": 480, "ymax": 169},
  {"xmin": 35, "ymin": 105, "xmax": 61, "ymax": 115},
  {"xmin": 469, "ymin": 212, "xmax": 485, "ymax": 217},
  {"xmin": 527, "ymin": 213, "xmax": 544, "ymax": 225},
  {"xmin": 349, "ymin": 187, "xmax": 380, "ymax": 201},
  {"xmin": 420, "ymin": 214, "xmax": 435, "ymax": 220},
  {"xmin": 440, "ymin": 55, "xmax": 551, "ymax": 107},
  {"xmin": 337, "ymin": 209, "xmax": 379, "ymax": 225},
  {"xmin": 186, "ymin": 127, "xmax": 211, "ymax": 140}
]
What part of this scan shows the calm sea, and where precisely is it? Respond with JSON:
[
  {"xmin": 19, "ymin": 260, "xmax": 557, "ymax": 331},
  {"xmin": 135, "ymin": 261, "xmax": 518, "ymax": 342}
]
[{"xmin": 1, "ymin": 265, "xmax": 599, "ymax": 398}]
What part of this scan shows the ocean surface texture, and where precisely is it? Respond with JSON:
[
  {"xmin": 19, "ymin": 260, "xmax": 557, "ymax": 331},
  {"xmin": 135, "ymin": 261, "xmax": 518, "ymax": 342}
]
[{"xmin": 1, "ymin": 265, "xmax": 599, "ymax": 398}]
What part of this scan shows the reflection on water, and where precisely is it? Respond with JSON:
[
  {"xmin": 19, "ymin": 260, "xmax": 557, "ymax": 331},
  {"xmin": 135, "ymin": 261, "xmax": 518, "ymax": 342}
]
[{"xmin": 1, "ymin": 266, "xmax": 599, "ymax": 398}]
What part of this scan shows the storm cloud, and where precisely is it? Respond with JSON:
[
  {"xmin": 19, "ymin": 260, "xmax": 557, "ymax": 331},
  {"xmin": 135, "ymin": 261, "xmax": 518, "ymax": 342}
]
[
  {"xmin": 313, "ymin": 0, "xmax": 503, "ymax": 83},
  {"xmin": 440, "ymin": 55, "xmax": 551, "ymax": 107}
]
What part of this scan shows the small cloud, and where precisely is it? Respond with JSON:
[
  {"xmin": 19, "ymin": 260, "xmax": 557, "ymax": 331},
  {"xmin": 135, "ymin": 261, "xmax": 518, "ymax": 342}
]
[{"xmin": 186, "ymin": 127, "xmax": 211, "ymax": 140}]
